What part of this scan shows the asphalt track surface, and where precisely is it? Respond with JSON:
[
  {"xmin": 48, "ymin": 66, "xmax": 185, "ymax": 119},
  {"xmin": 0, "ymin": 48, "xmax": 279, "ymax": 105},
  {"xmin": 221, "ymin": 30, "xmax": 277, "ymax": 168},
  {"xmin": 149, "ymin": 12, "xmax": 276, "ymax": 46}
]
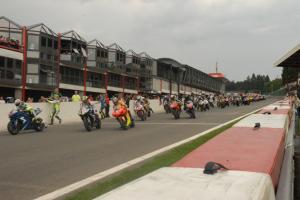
[{"xmin": 0, "ymin": 98, "xmax": 280, "ymax": 200}]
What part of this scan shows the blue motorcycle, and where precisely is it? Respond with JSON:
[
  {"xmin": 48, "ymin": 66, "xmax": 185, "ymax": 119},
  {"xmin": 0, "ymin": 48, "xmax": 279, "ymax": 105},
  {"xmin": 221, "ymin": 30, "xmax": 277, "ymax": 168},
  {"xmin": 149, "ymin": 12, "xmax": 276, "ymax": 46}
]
[{"xmin": 7, "ymin": 108, "xmax": 45, "ymax": 135}]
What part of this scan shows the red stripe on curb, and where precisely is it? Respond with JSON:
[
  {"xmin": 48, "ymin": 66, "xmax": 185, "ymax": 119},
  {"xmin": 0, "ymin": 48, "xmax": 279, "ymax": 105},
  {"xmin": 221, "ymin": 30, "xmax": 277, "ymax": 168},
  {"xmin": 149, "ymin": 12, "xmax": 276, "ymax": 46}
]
[{"xmin": 172, "ymin": 127, "xmax": 285, "ymax": 187}]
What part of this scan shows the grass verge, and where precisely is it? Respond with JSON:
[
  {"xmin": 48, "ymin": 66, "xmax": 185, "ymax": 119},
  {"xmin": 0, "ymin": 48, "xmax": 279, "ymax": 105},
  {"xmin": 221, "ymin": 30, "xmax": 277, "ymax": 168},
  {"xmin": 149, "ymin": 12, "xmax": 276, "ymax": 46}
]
[{"xmin": 65, "ymin": 120, "xmax": 238, "ymax": 200}]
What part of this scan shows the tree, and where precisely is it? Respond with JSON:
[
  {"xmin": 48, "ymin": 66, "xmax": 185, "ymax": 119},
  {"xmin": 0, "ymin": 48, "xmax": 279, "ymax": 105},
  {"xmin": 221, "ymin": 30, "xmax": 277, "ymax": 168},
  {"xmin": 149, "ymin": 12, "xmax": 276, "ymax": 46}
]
[{"xmin": 225, "ymin": 73, "xmax": 282, "ymax": 94}]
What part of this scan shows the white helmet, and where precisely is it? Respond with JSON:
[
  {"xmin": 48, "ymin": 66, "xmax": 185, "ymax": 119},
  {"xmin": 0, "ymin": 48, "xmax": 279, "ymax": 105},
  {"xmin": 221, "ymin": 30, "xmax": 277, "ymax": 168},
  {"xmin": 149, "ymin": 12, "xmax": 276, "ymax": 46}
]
[
  {"xmin": 112, "ymin": 96, "xmax": 118, "ymax": 104},
  {"xmin": 14, "ymin": 99, "xmax": 21, "ymax": 106}
]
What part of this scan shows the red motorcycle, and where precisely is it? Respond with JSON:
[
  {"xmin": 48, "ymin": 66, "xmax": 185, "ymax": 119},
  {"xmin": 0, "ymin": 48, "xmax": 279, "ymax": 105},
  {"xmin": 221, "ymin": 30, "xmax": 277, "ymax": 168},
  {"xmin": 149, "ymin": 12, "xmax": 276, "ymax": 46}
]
[
  {"xmin": 170, "ymin": 101, "xmax": 181, "ymax": 120},
  {"xmin": 185, "ymin": 101, "xmax": 196, "ymax": 119},
  {"xmin": 134, "ymin": 103, "xmax": 147, "ymax": 121},
  {"xmin": 112, "ymin": 107, "xmax": 135, "ymax": 130}
]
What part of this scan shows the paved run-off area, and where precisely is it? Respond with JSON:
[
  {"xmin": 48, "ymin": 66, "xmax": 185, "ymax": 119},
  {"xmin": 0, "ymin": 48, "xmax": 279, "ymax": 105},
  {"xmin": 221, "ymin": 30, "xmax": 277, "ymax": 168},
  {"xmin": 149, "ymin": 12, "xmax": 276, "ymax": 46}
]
[{"xmin": 0, "ymin": 98, "xmax": 280, "ymax": 200}]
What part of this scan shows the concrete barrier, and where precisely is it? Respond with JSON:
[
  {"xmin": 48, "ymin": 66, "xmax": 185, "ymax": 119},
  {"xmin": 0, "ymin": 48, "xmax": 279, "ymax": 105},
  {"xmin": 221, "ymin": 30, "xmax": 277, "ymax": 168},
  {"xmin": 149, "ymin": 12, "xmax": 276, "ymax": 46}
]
[{"xmin": 0, "ymin": 99, "xmax": 164, "ymax": 133}]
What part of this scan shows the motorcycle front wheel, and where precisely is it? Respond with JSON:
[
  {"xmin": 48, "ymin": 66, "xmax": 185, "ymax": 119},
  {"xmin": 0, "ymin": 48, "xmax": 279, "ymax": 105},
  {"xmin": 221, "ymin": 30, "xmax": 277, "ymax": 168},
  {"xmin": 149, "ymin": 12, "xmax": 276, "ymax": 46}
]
[
  {"xmin": 118, "ymin": 118, "xmax": 129, "ymax": 130},
  {"xmin": 7, "ymin": 121, "xmax": 20, "ymax": 135},
  {"xmin": 83, "ymin": 116, "xmax": 92, "ymax": 132},
  {"xmin": 34, "ymin": 118, "xmax": 45, "ymax": 132},
  {"xmin": 95, "ymin": 118, "xmax": 101, "ymax": 129}
]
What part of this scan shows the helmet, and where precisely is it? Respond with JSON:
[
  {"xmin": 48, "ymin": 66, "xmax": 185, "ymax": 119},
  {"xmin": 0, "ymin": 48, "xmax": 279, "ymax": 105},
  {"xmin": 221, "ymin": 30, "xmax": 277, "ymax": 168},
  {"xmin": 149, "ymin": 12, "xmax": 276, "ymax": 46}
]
[
  {"xmin": 14, "ymin": 99, "xmax": 21, "ymax": 106},
  {"xmin": 82, "ymin": 96, "xmax": 88, "ymax": 102},
  {"xmin": 136, "ymin": 96, "xmax": 141, "ymax": 101},
  {"xmin": 112, "ymin": 96, "xmax": 118, "ymax": 104}
]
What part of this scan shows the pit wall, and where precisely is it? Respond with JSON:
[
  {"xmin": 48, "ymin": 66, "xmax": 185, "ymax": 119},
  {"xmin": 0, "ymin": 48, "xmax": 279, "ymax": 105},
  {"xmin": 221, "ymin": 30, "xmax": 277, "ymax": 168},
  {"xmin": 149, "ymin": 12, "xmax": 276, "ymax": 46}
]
[{"xmin": 0, "ymin": 99, "xmax": 164, "ymax": 132}]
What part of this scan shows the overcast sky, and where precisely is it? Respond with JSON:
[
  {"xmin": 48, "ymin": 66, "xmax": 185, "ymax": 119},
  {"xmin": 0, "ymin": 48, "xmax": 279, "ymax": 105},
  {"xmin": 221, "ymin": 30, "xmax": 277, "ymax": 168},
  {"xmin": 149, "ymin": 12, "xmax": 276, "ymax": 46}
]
[{"xmin": 2, "ymin": 0, "xmax": 300, "ymax": 81}]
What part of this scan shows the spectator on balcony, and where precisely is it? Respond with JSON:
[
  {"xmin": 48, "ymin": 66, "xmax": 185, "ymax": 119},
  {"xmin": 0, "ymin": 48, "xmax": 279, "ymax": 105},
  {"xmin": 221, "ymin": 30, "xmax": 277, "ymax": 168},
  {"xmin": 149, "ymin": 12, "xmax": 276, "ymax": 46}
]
[{"xmin": 72, "ymin": 91, "xmax": 81, "ymax": 102}]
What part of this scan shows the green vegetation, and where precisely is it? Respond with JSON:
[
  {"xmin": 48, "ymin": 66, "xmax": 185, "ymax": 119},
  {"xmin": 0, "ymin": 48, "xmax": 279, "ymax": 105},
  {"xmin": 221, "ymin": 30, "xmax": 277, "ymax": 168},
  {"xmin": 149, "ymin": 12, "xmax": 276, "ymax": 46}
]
[
  {"xmin": 226, "ymin": 73, "xmax": 283, "ymax": 94},
  {"xmin": 264, "ymin": 78, "xmax": 282, "ymax": 94},
  {"xmin": 65, "ymin": 121, "xmax": 238, "ymax": 200}
]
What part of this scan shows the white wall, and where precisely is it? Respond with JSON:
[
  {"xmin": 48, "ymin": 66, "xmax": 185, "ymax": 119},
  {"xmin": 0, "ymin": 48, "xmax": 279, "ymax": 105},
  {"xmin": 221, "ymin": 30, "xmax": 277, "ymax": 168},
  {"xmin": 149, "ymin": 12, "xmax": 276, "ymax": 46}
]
[
  {"xmin": 0, "ymin": 99, "xmax": 163, "ymax": 132},
  {"xmin": 0, "ymin": 48, "xmax": 23, "ymax": 60},
  {"xmin": 152, "ymin": 78, "xmax": 161, "ymax": 92}
]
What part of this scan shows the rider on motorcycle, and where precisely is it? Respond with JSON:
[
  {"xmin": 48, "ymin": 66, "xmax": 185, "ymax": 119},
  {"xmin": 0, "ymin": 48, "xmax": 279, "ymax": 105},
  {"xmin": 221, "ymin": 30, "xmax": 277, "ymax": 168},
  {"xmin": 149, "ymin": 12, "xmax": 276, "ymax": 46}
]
[
  {"xmin": 170, "ymin": 95, "xmax": 182, "ymax": 110},
  {"xmin": 112, "ymin": 96, "xmax": 133, "ymax": 126},
  {"xmin": 79, "ymin": 96, "xmax": 99, "ymax": 118},
  {"xmin": 142, "ymin": 96, "xmax": 153, "ymax": 116},
  {"xmin": 134, "ymin": 96, "xmax": 144, "ymax": 108},
  {"xmin": 14, "ymin": 99, "xmax": 35, "ymax": 120},
  {"xmin": 183, "ymin": 95, "xmax": 191, "ymax": 110}
]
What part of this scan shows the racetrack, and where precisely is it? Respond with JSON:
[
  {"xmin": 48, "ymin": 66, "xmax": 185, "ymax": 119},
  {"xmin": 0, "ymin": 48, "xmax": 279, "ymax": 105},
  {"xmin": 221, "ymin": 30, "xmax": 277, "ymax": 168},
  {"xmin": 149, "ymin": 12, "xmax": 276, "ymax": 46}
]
[{"xmin": 0, "ymin": 97, "xmax": 280, "ymax": 200}]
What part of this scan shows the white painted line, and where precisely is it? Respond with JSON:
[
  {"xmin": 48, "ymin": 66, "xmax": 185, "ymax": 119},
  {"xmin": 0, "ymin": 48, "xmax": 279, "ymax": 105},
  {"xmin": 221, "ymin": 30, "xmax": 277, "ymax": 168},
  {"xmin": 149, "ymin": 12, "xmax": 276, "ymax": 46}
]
[
  {"xmin": 103, "ymin": 122, "xmax": 220, "ymax": 125},
  {"xmin": 33, "ymin": 106, "xmax": 266, "ymax": 200}
]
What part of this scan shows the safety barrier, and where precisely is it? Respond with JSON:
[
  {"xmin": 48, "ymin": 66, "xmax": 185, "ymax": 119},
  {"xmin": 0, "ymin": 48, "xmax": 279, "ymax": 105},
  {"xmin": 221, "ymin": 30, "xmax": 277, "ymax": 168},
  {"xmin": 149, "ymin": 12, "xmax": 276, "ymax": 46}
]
[
  {"xmin": 0, "ymin": 99, "xmax": 164, "ymax": 132},
  {"xmin": 94, "ymin": 98, "xmax": 294, "ymax": 200}
]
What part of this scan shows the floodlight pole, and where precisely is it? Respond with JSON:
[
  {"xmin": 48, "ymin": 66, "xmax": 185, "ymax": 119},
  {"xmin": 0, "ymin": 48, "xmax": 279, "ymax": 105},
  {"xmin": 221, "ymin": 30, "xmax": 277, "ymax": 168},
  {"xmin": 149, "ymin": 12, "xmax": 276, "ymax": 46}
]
[
  {"xmin": 83, "ymin": 59, "xmax": 87, "ymax": 96},
  {"xmin": 104, "ymin": 71, "xmax": 108, "ymax": 96},
  {"xmin": 56, "ymin": 33, "xmax": 61, "ymax": 90},
  {"xmin": 122, "ymin": 75, "xmax": 125, "ymax": 96},
  {"xmin": 21, "ymin": 26, "xmax": 27, "ymax": 101}
]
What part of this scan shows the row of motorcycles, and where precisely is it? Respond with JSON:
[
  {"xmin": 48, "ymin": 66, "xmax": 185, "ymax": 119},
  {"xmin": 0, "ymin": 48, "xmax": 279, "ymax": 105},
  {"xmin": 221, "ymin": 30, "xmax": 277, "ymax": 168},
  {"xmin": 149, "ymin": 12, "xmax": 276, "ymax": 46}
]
[
  {"xmin": 164, "ymin": 100, "xmax": 196, "ymax": 120},
  {"xmin": 7, "ymin": 100, "xmax": 151, "ymax": 135},
  {"xmin": 78, "ymin": 99, "xmax": 153, "ymax": 132}
]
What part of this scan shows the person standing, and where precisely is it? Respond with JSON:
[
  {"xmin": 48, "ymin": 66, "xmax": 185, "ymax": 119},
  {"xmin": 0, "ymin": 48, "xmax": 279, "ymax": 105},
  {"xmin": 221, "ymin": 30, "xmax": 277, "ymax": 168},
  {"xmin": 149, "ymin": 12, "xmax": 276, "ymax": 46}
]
[
  {"xmin": 99, "ymin": 94, "xmax": 106, "ymax": 119},
  {"xmin": 105, "ymin": 94, "xmax": 110, "ymax": 118},
  {"xmin": 72, "ymin": 91, "xmax": 81, "ymax": 102},
  {"xmin": 48, "ymin": 88, "xmax": 62, "ymax": 125}
]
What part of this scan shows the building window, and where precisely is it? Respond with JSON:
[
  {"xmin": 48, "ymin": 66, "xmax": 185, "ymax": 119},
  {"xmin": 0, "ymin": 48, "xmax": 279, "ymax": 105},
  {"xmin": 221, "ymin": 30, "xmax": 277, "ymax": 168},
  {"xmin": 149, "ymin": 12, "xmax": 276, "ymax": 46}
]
[
  {"xmin": 72, "ymin": 41, "xmax": 77, "ymax": 49},
  {"xmin": 0, "ymin": 56, "xmax": 4, "ymax": 68},
  {"xmin": 28, "ymin": 34, "xmax": 39, "ymax": 50},
  {"xmin": 41, "ymin": 37, "xmax": 47, "ymax": 47},
  {"xmin": 48, "ymin": 38, "xmax": 53, "ymax": 48},
  {"xmin": 0, "ymin": 69, "xmax": 4, "ymax": 78},
  {"xmin": 6, "ymin": 71, "xmax": 14, "ymax": 79},
  {"xmin": 27, "ymin": 64, "xmax": 39, "ymax": 74},
  {"xmin": 47, "ymin": 54, "xmax": 52, "ymax": 61},
  {"xmin": 54, "ymin": 40, "xmax": 58, "ymax": 49},
  {"xmin": 16, "ymin": 60, "xmax": 21, "ymax": 69},
  {"xmin": 7, "ymin": 58, "xmax": 13, "ymax": 68},
  {"xmin": 97, "ymin": 50, "xmax": 100, "ymax": 57}
]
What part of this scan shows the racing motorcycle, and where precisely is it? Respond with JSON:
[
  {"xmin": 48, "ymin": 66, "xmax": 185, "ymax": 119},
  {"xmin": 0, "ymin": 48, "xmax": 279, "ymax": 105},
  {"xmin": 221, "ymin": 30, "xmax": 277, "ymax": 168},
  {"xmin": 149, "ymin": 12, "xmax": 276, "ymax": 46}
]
[
  {"xmin": 112, "ymin": 107, "xmax": 135, "ymax": 130},
  {"xmin": 134, "ymin": 102, "xmax": 147, "ymax": 121},
  {"xmin": 185, "ymin": 101, "xmax": 196, "ymax": 119},
  {"xmin": 170, "ymin": 101, "xmax": 181, "ymax": 120},
  {"xmin": 7, "ymin": 108, "xmax": 45, "ymax": 135},
  {"xmin": 78, "ymin": 105, "xmax": 101, "ymax": 132}
]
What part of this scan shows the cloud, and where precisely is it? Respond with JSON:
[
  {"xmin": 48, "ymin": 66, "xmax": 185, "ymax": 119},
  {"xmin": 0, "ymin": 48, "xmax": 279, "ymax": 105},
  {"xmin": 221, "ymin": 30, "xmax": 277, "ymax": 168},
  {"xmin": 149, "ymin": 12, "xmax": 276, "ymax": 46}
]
[{"xmin": 1, "ymin": 0, "xmax": 299, "ymax": 80}]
